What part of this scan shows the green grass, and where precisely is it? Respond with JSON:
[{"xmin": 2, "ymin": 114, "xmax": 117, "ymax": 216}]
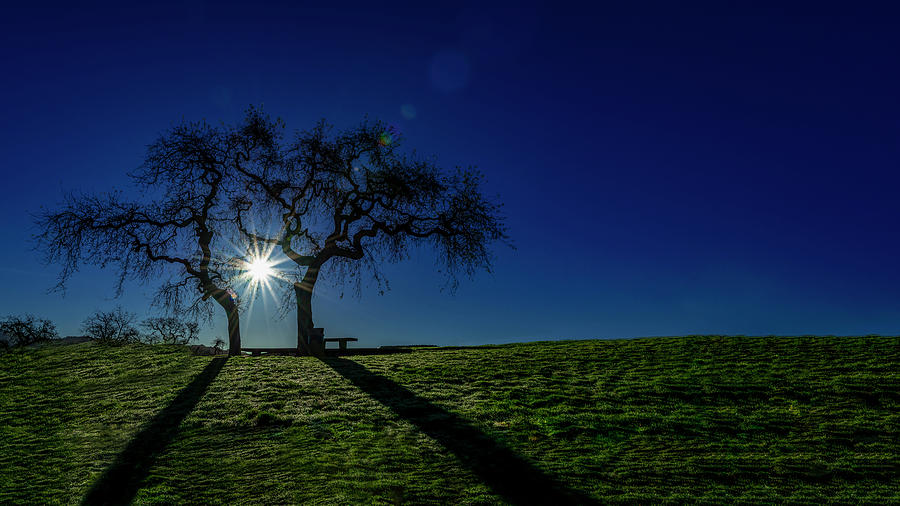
[{"xmin": 1, "ymin": 336, "xmax": 897, "ymax": 504}]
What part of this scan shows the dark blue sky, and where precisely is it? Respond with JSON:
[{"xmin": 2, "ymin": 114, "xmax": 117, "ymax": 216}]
[{"xmin": 2, "ymin": 2, "xmax": 898, "ymax": 346}]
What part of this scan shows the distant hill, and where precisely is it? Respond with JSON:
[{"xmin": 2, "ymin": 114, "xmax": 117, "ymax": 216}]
[{"xmin": 0, "ymin": 336, "xmax": 897, "ymax": 503}]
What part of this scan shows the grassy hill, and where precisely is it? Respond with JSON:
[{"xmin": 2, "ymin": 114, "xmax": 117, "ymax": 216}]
[{"xmin": 0, "ymin": 336, "xmax": 897, "ymax": 504}]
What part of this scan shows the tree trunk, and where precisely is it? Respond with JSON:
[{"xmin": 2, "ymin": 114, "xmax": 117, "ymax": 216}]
[
  {"xmin": 226, "ymin": 305, "xmax": 241, "ymax": 356},
  {"xmin": 295, "ymin": 283, "xmax": 314, "ymax": 355},
  {"xmin": 213, "ymin": 290, "xmax": 242, "ymax": 356},
  {"xmin": 295, "ymin": 263, "xmax": 321, "ymax": 356}
]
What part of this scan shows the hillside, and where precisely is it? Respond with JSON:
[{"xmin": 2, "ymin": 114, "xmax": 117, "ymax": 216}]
[{"xmin": 0, "ymin": 336, "xmax": 897, "ymax": 504}]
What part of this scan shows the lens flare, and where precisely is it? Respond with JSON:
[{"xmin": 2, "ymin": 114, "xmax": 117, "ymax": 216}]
[
  {"xmin": 400, "ymin": 103, "xmax": 416, "ymax": 119},
  {"xmin": 230, "ymin": 225, "xmax": 289, "ymax": 322},
  {"xmin": 224, "ymin": 219, "xmax": 347, "ymax": 329},
  {"xmin": 246, "ymin": 256, "xmax": 273, "ymax": 282},
  {"xmin": 378, "ymin": 131, "xmax": 393, "ymax": 146}
]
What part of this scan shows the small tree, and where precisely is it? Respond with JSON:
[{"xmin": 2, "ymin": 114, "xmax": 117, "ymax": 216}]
[
  {"xmin": 211, "ymin": 337, "xmax": 226, "ymax": 351},
  {"xmin": 0, "ymin": 314, "xmax": 58, "ymax": 347},
  {"xmin": 141, "ymin": 316, "xmax": 200, "ymax": 345},
  {"xmin": 82, "ymin": 307, "xmax": 140, "ymax": 344}
]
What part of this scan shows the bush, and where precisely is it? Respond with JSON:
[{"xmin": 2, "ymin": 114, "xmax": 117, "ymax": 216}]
[
  {"xmin": 81, "ymin": 307, "xmax": 139, "ymax": 344},
  {"xmin": 0, "ymin": 314, "xmax": 58, "ymax": 348},
  {"xmin": 141, "ymin": 316, "xmax": 200, "ymax": 345}
]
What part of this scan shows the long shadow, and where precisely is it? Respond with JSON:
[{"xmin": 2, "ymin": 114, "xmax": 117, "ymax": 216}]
[
  {"xmin": 82, "ymin": 357, "xmax": 228, "ymax": 505},
  {"xmin": 321, "ymin": 358, "xmax": 599, "ymax": 505}
]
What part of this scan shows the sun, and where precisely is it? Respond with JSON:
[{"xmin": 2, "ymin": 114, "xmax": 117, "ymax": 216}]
[{"xmin": 246, "ymin": 256, "xmax": 273, "ymax": 282}]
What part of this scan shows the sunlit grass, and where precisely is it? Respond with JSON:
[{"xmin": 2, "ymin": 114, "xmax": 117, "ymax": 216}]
[{"xmin": 0, "ymin": 336, "xmax": 897, "ymax": 503}]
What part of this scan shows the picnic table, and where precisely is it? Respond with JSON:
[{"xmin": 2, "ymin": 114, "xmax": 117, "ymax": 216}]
[{"xmin": 324, "ymin": 337, "xmax": 358, "ymax": 351}]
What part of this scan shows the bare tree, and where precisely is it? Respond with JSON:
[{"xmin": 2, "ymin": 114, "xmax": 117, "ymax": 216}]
[
  {"xmin": 82, "ymin": 307, "xmax": 140, "ymax": 344},
  {"xmin": 0, "ymin": 314, "xmax": 58, "ymax": 348},
  {"xmin": 36, "ymin": 107, "xmax": 508, "ymax": 356},
  {"xmin": 141, "ymin": 316, "xmax": 200, "ymax": 345},
  {"xmin": 231, "ymin": 109, "xmax": 510, "ymax": 355},
  {"xmin": 35, "ymin": 117, "xmax": 267, "ymax": 355}
]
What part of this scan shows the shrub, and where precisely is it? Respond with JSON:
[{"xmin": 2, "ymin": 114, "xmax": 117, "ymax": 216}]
[
  {"xmin": 81, "ymin": 307, "xmax": 139, "ymax": 344},
  {"xmin": 0, "ymin": 314, "xmax": 58, "ymax": 348},
  {"xmin": 141, "ymin": 316, "xmax": 200, "ymax": 345}
]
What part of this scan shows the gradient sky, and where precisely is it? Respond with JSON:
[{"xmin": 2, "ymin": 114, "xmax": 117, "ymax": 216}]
[{"xmin": 2, "ymin": 2, "xmax": 899, "ymax": 347}]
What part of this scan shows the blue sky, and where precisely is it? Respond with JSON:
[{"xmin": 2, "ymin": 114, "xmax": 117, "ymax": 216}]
[{"xmin": 2, "ymin": 2, "xmax": 899, "ymax": 347}]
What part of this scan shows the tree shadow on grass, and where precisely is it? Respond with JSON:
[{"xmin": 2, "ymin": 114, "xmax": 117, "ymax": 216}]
[
  {"xmin": 81, "ymin": 357, "xmax": 228, "ymax": 506},
  {"xmin": 321, "ymin": 358, "xmax": 599, "ymax": 505}
]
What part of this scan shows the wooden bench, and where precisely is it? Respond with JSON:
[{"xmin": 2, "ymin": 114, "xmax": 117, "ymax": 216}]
[
  {"xmin": 323, "ymin": 337, "xmax": 358, "ymax": 351},
  {"xmin": 241, "ymin": 347, "xmax": 298, "ymax": 356}
]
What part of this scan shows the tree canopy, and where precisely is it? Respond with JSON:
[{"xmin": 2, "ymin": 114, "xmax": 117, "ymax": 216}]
[
  {"xmin": 36, "ymin": 118, "xmax": 258, "ymax": 354},
  {"xmin": 231, "ymin": 109, "xmax": 510, "ymax": 353},
  {"xmin": 36, "ymin": 107, "xmax": 509, "ymax": 355}
]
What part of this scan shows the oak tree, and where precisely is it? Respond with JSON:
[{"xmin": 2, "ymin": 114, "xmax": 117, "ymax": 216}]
[
  {"xmin": 36, "ymin": 117, "xmax": 265, "ymax": 355},
  {"xmin": 232, "ymin": 110, "xmax": 510, "ymax": 354}
]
